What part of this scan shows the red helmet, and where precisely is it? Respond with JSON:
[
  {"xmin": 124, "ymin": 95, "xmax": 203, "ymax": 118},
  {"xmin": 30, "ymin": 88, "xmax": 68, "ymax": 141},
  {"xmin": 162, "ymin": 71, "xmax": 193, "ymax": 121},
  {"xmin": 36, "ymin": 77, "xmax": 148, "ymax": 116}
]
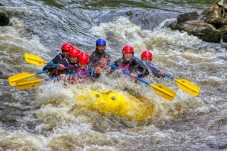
[
  {"xmin": 122, "ymin": 45, "xmax": 134, "ymax": 53},
  {"xmin": 78, "ymin": 52, "xmax": 90, "ymax": 64},
  {"xmin": 61, "ymin": 43, "xmax": 73, "ymax": 51},
  {"xmin": 141, "ymin": 50, "xmax": 153, "ymax": 60},
  {"xmin": 69, "ymin": 47, "xmax": 81, "ymax": 57}
]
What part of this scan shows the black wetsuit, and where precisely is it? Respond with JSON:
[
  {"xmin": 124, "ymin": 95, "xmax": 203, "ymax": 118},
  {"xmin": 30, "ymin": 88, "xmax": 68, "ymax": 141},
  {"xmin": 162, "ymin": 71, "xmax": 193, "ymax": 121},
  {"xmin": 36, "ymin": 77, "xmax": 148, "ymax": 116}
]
[
  {"xmin": 43, "ymin": 57, "xmax": 79, "ymax": 77},
  {"xmin": 58, "ymin": 58, "xmax": 79, "ymax": 75},
  {"xmin": 89, "ymin": 49, "xmax": 111, "ymax": 69},
  {"xmin": 146, "ymin": 64, "xmax": 165, "ymax": 78},
  {"xmin": 43, "ymin": 53, "xmax": 66, "ymax": 72},
  {"xmin": 111, "ymin": 58, "xmax": 149, "ymax": 78},
  {"xmin": 51, "ymin": 53, "xmax": 65, "ymax": 64}
]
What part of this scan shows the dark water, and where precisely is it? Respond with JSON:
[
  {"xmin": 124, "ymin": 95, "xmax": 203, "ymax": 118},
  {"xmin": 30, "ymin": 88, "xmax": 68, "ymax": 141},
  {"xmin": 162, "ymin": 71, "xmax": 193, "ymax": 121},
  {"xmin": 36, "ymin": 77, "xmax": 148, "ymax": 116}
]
[{"xmin": 0, "ymin": 0, "xmax": 227, "ymax": 150}]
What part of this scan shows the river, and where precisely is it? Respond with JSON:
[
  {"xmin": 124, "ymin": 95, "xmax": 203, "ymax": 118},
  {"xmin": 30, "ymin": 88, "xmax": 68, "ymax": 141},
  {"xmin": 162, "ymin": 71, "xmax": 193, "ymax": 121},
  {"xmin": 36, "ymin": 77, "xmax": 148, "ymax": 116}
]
[{"xmin": 0, "ymin": 0, "xmax": 226, "ymax": 150}]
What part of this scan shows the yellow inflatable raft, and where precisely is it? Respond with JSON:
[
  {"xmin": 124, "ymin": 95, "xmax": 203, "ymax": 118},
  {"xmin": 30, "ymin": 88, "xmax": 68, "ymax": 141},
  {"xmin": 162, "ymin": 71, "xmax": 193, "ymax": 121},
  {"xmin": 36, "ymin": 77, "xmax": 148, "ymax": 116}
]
[{"xmin": 76, "ymin": 90, "xmax": 154, "ymax": 123}]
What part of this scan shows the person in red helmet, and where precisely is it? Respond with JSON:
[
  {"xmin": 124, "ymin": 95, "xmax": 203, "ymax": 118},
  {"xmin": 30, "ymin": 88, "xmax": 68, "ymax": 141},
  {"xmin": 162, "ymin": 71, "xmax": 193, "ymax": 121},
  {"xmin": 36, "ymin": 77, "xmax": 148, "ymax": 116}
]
[
  {"xmin": 57, "ymin": 47, "xmax": 81, "ymax": 74},
  {"xmin": 43, "ymin": 47, "xmax": 81, "ymax": 78},
  {"xmin": 53, "ymin": 43, "xmax": 73, "ymax": 64},
  {"xmin": 43, "ymin": 43, "xmax": 73, "ymax": 73},
  {"xmin": 68, "ymin": 52, "xmax": 95, "ymax": 84},
  {"xmin": 141, "ymin": 50, "xmax": 165, "ymax": 78},
  {"xmin": 76, "ymin": 52, "xmax": 91, "ymax": 77},
  {"xmin": 110, "ymin": 45, "xmax": 149, "ymax": 78}
]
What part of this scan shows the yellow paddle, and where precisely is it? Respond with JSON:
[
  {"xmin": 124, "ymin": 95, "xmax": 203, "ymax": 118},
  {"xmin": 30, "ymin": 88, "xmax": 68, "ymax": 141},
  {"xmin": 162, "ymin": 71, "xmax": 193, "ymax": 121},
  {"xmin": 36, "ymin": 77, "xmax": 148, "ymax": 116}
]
[
  {"xmin": 8, "ymin": 53, "xmax": 55, "ymax": 86},
  {"xmin": 8, "ymin": 72, "xmax": 36, "ymax": 86},
  {"xmin": 107, "ymin": 62, "xmax": 176, "ymax": 101},
  {"xmin": 133, "ymin": 56, "xmax": 200, "ymax": 97},
  {"xmin": 174, "ymin": 79, "xmax": 200, "ymax": 97},
  {"xmin": 15, "ymin": 76, "xmax": 54, "ymax": 90},
  {"xmin": 8, "ymin": 70, "xmax": 48, "ymax": 86},
  {"xmin": 24, "ymin": 53, "xmax": 63, "ymax": 68},
  {"xmin": 24, "ymin": 53, "xmax": 47, "ymax": 66}
]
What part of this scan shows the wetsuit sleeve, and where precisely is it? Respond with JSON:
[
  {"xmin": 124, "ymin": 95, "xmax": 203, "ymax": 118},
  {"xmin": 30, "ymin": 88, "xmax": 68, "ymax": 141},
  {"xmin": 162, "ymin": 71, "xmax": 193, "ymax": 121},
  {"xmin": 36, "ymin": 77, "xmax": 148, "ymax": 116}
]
[
  {"xmin": 42, "ymin": 55, "xmax": 62, "ymax": 71},
  {"xmin": 51, "ymin": 55, "xmax": 61, "ymax": 64},
  {"xmin": 151, "ymin": 69, "xmax": 165, "ymax": 78},
  {"xmin": 105, "ymin": 53, "xmax": 111, "ymax": 62},
  {"xmin": 88, "ymin": 52, "xmax": 97, "ymax": 69},
  {"xmin": 87, "ymin": 63, "xmax": 102, "ymax": 78},
  {"xmin": 131, "ymin": 59, "xmax": 149, "ymax": 78},
  {"xmin": 110, "ymin": 59, "xmax": 121, "ymax": 72},
  {"xmin": 42, "ymin": 64, "xmax": 56, "ymax": 72},
  {"xmin": 57, "ymin": 60, "xmax": 72, "ymax": 74}
]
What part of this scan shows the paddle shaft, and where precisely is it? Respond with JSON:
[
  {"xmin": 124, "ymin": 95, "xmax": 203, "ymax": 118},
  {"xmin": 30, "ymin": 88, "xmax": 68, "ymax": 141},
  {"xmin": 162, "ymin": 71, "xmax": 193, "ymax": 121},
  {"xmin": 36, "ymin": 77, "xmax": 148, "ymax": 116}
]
[
  {"xmin": 44, "ymin": 76, "xmax": 58, "ymax": 81},
  {"xmin": 107, "ymin": 62, "xmax": 151, "ymax": 86},
  {"xmin": 36, "ymin": 70, "xmax": 48, "ymax": 75},
  {"xmin": 68, "ymin": 69, "xmax": 95, "ymax": 77},
  {"xmin": 133, "ymin": 56, "xmax": 174, "ymax": 80},
  {"xmin": 47, "ymin": 62, "xmax": 69, "ymax": 69}
]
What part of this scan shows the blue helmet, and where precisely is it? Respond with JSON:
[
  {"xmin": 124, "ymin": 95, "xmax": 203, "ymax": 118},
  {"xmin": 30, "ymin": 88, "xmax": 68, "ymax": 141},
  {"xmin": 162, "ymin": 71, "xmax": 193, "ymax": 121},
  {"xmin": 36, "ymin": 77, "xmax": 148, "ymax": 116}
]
[{"xmin": 96, "ymin": 38, "xmax": 106, "ymax": 46}]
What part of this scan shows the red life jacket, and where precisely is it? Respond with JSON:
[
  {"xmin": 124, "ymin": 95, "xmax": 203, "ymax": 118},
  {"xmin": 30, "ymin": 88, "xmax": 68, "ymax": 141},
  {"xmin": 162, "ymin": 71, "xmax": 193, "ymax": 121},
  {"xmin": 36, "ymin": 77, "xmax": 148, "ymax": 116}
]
[
  {"xmin": 119, "ymin": 62, "xmax": 130, "ymax": 71},
  {"xmin": 76, "ymin": 67, "xmax": 90, "ymax": 78}
]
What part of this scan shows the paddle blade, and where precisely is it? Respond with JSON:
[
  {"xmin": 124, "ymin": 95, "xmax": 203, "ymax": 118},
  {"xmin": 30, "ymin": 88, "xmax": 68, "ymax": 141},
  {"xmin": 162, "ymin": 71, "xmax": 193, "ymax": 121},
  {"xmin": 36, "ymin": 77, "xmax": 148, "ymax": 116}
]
[
  {"xmin": 24, "ymin": 53, "xmax": 46, "ymax": 66},
  {"xmin": 175, "ymin": 79, "xmax": 200, "ymax": 96},
  {"xmin": 8, "ymin": 72, "xmax": 35, "ymax": 86},
  {"xmin": 150, "ymin": 84, "xmax": 176, "ymax": 101},
  {"xmin": 15, "ymin": 77, "xmax": 44, "ymax": 90}
]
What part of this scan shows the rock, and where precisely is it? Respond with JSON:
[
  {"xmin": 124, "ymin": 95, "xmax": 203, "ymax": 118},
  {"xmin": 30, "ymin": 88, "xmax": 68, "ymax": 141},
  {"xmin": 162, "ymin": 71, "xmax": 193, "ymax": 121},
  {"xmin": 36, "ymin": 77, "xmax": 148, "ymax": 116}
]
[
  {"xmin": 0, "ymin": 11, "xmax": 9, "ymax": 26},
  {"xmin": 165, "ymin": 19, "xmax": 178, "ymax": 30},
  {"xmin": 167, "ymin": 0, "xmax": 227, "ymax": 43},
  {"xmin": 176, "ymin": 20, "xmax": 221, "ymax": 43},
  {"xmin": 223, "ymin": 33, "xmax": 227, "ymax": 42},
  {"xmin": 202, "ymin": 2, "xmax": 227, "ymax": 28},
  {"xmin": 177, "ymin": 12, "xmax": 200, "ymax": 24},
  {"xmin": 220, "ymin": 25, "xmax": 227, "ymax": 32},
  {"xmin": 216, "ymin": 0, "xmax": 227, "ymax": 9},
  {"xmin": 220, "ymin": 25, "xmax": 227, "ymax": 42}
]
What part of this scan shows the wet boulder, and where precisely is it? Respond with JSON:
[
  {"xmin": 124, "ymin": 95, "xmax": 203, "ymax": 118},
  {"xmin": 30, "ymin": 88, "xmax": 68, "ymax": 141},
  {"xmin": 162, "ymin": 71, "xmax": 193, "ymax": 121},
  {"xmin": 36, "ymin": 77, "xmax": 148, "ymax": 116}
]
[
  {"xmin": 202, "ymin": 2, "xmax": 227, "ymax": 28},
  {"xmin": 220, "ymin": 25, "xmax": 227, "ymax": 42},
  {"xmin": 176, "ymin": 20, "xmax": 221, "ymax": 43},
  {"xmin": 0, "ymin": 11, "xmax": 9, "ymax": 26},
  {"xmin": 177, "ymin": 12, "xmax": 200, "ymax": 24},
  {"xmin": 167, "ymin": 0, "xmax": 227, "ymax": 43}
]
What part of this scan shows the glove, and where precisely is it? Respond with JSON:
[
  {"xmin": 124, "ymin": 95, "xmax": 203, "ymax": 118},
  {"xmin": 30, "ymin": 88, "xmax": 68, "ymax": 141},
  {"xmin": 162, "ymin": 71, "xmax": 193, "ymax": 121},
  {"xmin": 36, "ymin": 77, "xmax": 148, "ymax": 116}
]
[
  {"xmin": 159, "ymin": 69, "xmax": 165, "ymax": 76},
  {"xmin": 59, "ymin": 64, "xmax": 65, "ymax": 70},
  {"xmin": 99, "ymin": 58, "xmax": 108, "ymax": 67},
  {"xmin": 130, "ymin": 73, "xmax": 138, "ymax": 78},
  {"xmin": 95, "ymin": 67, "xmax": 102, "ymax": 74}
]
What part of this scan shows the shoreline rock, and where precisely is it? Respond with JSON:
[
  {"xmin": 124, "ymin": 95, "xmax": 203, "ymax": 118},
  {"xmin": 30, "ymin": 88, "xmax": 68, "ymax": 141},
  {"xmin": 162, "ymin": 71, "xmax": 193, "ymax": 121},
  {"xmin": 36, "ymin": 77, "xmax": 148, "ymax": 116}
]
[
  {"xmin": 176, "ymin": 20, "xmax": 221, "ymax": 43},
  {"xmin": 168, "ymin": 0, "xmax": 227, "ymax": 43}
]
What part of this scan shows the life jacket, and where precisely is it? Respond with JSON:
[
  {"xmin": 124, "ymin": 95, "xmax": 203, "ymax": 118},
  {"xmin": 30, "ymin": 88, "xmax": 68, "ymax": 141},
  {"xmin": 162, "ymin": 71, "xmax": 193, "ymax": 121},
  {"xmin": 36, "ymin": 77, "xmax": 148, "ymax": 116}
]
[
  {"xmin": 67, "ymin": 66, "xmax": 90, "ymax": 84},
  {"xmin": 76, "ymin": 67, "xmax": 90, "ymax": 78},
  {"xmin": 119, "ymin": 62, "xmax": 130, "ymax": 71},
  {"xmin": 66, "ymin": 59, "xmax": 74, "ymax": 68}
]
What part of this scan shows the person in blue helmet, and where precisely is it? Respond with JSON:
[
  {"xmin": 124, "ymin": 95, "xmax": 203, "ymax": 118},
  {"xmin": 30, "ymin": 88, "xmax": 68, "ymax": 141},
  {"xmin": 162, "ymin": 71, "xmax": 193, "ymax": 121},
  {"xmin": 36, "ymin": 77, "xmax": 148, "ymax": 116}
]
[{"xmin": 89, "ymin": 38, "xmax": 111, "ymax": 74}]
